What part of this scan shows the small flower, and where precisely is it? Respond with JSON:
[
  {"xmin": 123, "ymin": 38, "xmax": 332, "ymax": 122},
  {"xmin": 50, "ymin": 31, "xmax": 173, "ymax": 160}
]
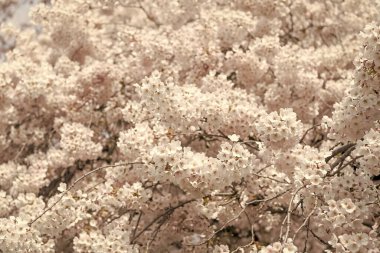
[
  {"xmin": 212, "ymin": 244, "xmax": 230, "ymax": 253},
  {"xmin": 89, "ymin": 220, "xmax": 97, "ymax": 227},
  {"xmin": 184, "ymin": 233, "xmax": 206, "ymax": 245},
  {"xmin": 272, "ymin": 242, "xmax": 282, "ymax": 251},
  {"xmin": 355, "ymin": 232, "xmax": 369, "ymax": 246},
  {"xmin": 57, "ymin": 183, "xmax": 67, "ymax": 193},
  {"xmin": 309, "ymin": 175, "xmax": 322, "ymax": 185},
  {"xmin": 347, "ymin": 241, "xmax": 361, "ymax": 253},
  {"xmin": 338, "ymin": 234, "xmax": 350, "ymax": 247},
  {"xmin": 328, "ymin": 234, "xmax": 339, "ymax": 247},
  {"xmin": 283, "ymin": 243, "xmax": 297, "ymax": 253},
  {"xmin": 340, "ymin": 198, "xmax": 356, "ymax": 213},
  {"xmin": 327, "ymin": 199, "xmax": 338, "ymax": 210},
  {"xmin": 228, "ymin": 134, "xmax": 240, "ymax": 142},
  {"xmin": 334, "ymin": 214, "xmax": 346, "ymax": 226}
]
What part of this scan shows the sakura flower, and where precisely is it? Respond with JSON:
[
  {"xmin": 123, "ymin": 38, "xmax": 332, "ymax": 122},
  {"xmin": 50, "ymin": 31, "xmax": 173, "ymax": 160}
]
[
  {"xmin": 228, "ymin": 134, "xmax": 240, "ymax": 142},
  {"xmin": 283, "ymin": 241, "xmax": 298, "ymax": 253},
  {"xmin": 309, "ymin": 174, "xmax": 323, "ymax": 185},
  {"xmin": 340, "ymin": 198, "xmax": 357, "ymax": 214}
]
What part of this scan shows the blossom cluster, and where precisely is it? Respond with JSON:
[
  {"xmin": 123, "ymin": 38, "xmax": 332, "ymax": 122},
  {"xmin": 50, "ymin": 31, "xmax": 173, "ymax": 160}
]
[{"xmin": 0, "ymin": 0, "xmax": 380, "ymax": 252}]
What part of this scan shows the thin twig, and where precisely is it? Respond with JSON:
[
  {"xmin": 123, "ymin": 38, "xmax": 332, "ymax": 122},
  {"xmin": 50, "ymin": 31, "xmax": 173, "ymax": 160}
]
[
  {"xmin": 293, "ymin": 196, "xmax": 318, "ymax": 240},
  {"xmin": 231, "ymin": 224, "xmax": 255, "ymax": 253},
  {"xmin": 302, "ymin": 219, "xmax": 310, "ymax": 253},
  {"xmin": 309, "ymin": 229, "xmax": 332, "ymax": 249},
  {"xmin": 251, "ymin": 172, "xmax": 291, "ymax": 184},
  {"xmin": 291, "ymin": 199, "xmax": 304, "ymax": 214},
  {"xmin": 192, "ymin": 207, "xmax": 247, "ymax": 246},
  {"xmin": 99, "ymin": 207, "xmax": 135, "ymax": 228},
  {"xmin": 120, "ymin": 1, "xmax": 160, "ymax": 27},
  {"xmin": 132, "ymin": 211, "xmax": 143, "ymax": 240},
  {"xmin": 213, "ymin": 192, "xmax": 238, "ymax": 197},
  {"xmin": 255, "ymin": 164, "xmax": 273, "ymax": 174},
  {"xmin": 193, "ymin": 189, "xmax": 273, "ymax": 247},
  {"xmin": 246, "ymin": 188, "xmax": 292, "ymax": 206},
  {"xmin": 28, "ymin": 162, "xmax": 143, "ymax": 226},
  {"xmin": 282, "ymin": 185, "xmax": 305, "ymax": 244},
  {"xmin": 146, "ymin": 214, "xmax": 169, "ymax": 251},
  {"xmin": 299, "ymin": 124, "xmax": 320, "ymax": 144},
  {"xmin": 131, "ymin": 198, "xmax": 196, "ymax": 243},
  {"xmin": 231, "ymin": 210, "xmax": 256, "ymax": 253}
]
